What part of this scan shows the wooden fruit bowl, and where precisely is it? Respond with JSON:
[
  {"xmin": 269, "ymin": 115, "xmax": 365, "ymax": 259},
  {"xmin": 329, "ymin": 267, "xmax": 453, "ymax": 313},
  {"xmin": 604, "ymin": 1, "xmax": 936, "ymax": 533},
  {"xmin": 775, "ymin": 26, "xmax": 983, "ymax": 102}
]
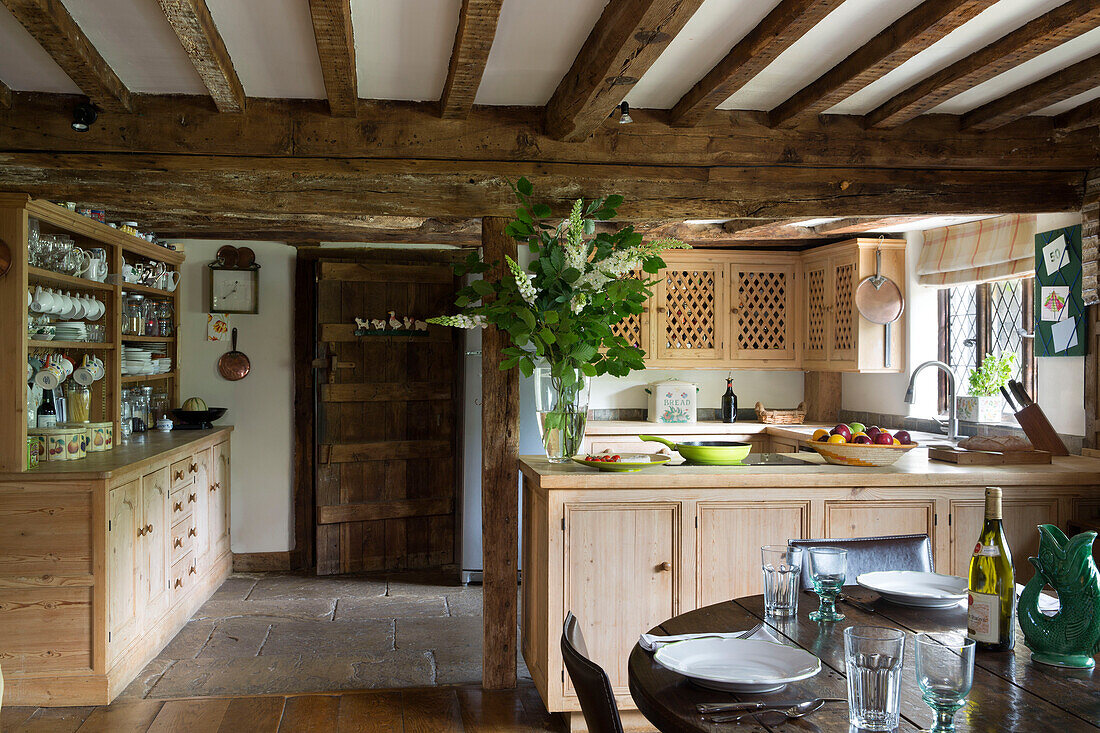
[{"xmin": 803, "ymin": 439, "xmax": 919, "ymax": 467}]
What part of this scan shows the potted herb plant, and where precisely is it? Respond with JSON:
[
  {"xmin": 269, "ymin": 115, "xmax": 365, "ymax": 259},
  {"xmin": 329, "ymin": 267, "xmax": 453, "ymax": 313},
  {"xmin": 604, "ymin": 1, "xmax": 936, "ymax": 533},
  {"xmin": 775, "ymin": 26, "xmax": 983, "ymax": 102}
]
[
  {"xmin": 958, "ymin": 352, "xmax": 1017, "ymax": 423},
  {"xmin": 430, "ymin": 178, "xmax": 687, "ymax": 462}
]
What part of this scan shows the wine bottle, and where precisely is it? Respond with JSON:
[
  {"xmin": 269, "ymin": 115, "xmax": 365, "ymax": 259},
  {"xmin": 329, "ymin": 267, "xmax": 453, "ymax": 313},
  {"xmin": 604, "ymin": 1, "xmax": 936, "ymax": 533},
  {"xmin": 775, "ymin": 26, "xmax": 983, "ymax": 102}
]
[
  {"xmin": 721, "ymin": 374, "xmax": 737, "ymax": 423},
  {"xmin": 36, "ymin": 388, "xmax": 57, "ymax": 429},
  {"xmin": 967, "ymin": 486, "xmax": 1015, "ymax": 651}
]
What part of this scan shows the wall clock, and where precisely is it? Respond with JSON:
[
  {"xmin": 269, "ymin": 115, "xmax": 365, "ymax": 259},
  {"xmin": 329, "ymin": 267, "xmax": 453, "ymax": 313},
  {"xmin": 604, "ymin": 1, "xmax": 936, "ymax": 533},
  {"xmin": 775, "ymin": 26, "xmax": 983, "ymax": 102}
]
[{"xmin": 208, "ymin": 265, "xmax": 259, "ymax": 314}]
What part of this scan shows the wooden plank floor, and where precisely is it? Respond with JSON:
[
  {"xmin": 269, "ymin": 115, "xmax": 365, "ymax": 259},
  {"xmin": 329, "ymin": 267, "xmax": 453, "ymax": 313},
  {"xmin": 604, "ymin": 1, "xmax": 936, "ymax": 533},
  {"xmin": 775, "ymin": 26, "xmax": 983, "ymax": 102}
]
[{"xmin": 1, "ymin": 683, "xmax": 564, "ymax": 732}]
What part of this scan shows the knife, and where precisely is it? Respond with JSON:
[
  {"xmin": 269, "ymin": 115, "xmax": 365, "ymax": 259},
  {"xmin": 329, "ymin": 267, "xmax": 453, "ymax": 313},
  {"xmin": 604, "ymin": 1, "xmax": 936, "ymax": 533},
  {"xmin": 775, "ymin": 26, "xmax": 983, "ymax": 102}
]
[
  {"xmin": 1008, "ymin": 380, "xmax": 1033, "ymax": 408},
  {"xmin": 1000, "ymin": 385, "xmax": 1020, "ymax": 413},
  {"xmin": 697, "ymin": 698, "xmax": 845, "ymax": 714}
]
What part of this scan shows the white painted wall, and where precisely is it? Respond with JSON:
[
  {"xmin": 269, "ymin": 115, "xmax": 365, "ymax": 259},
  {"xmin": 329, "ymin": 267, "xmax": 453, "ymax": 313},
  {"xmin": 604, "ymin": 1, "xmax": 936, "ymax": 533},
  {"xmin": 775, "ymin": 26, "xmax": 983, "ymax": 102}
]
[
  {"xmin": 842, "ymin": 214, "xmax": 1086, "ymax": 437},
  {"xmin": 588, "ymin": 369, "xmax": 804, "ymax": 412},
  {"xmin": 176, "ymin": 240, "xmax": 296, "ymax": 553}
]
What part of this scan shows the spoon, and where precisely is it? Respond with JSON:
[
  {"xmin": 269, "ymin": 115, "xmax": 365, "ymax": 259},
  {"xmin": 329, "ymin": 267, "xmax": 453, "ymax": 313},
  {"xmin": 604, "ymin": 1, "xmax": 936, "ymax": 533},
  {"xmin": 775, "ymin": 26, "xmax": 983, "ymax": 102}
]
[{"xmin": 707, "ymin": 698, "xmax": 829, "ymax": 724}]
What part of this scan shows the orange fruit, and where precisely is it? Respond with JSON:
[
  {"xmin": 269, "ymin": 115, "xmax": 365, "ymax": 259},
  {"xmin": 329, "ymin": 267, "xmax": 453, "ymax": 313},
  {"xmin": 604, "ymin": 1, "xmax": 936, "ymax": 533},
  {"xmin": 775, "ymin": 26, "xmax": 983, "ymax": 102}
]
[
  {"xmin": 827, "ymin": 434, "xmax": 848, "ymax": 444},
  {"xmin": 812, "ymin": 429, "xmax": 829, "ymax": 442},
  {"xmin": 892, "ymin": 437, "xmax": 902, "ymax": 446}
]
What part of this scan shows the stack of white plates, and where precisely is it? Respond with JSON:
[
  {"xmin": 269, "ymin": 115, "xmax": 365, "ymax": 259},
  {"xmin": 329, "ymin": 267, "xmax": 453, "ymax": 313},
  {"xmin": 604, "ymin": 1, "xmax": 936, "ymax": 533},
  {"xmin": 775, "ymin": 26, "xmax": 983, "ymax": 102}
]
[
  {"xmin": 653, "ymin": 638, "xmax": 821, "ymax": 692},
  {"xmin": 123, "ymin": 344, "xmax": 172, "ymax": 375},
  {"xmin": 856, "ymin": 571, "xmax": 968, "ymax": 608},
  {"xmin": 53, "ymin": 323, "xmax": 87, "ymax": 341}
]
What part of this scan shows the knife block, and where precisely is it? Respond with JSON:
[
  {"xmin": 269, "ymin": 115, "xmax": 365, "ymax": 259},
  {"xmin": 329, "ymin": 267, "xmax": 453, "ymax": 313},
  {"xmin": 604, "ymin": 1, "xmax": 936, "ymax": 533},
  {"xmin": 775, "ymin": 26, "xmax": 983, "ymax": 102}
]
[{"xmin": 1014, "ymin": 404, "xmax": 1069, "ymax": 456}]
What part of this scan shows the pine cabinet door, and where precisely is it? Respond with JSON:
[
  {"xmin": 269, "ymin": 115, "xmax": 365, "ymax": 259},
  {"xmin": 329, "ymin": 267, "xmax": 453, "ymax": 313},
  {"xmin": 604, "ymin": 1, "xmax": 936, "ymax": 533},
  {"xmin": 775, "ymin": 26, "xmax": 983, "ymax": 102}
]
[
  {"xmin": 191, "ymin": 448, "xmax": 211, "ymax": 569},
  {"xmin": 107, "ymin": 479, "xmax": 141, "ymax": 664},
  {"xmin": 142, "ymin": 467, "xmax": 171, "ymax": 620},
  {"xmin": 563, "ymin": 503, "xmax": 678, "ymax": 698},
  {"xmin": 803, "ymin": 257, "xmax": 830, "ymax": 365},
  {"xmin": 210, "ymin": 441, "xmax": 230, "ymax": 556},
  {"xmin": 950, "ymin": 498, "xmax": 1058, "ymax": 584},
  {"xmin": 655, "ymin": 261, "xmax": 725, "ymax": 361},
  {"xmin": 729, "ymin": 262, "xmax": 797, "ymax": 364},
  {"xmin": 829, "ymin": 252, "xmax": 859, "ymax": 366}
]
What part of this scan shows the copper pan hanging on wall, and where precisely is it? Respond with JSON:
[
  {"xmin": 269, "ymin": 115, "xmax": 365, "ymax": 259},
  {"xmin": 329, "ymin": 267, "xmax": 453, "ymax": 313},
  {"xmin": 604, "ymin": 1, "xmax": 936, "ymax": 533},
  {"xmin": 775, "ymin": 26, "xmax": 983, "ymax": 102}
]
[{"xmin": 217, "ymin": 327, "xmax": 251, "ymax": 381}]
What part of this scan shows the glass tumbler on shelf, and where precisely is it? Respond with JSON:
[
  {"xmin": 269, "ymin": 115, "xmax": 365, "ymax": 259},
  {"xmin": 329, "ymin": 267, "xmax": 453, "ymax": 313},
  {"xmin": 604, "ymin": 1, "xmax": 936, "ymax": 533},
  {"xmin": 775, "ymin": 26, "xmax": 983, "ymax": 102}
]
[
  {"xmin": 915, "ymin": 632, "xmax": 975, "ymax": 733},
  {"xmin": 845, "ymin": 626, "xmax": 905, "ymax": 732},
  {"xmin": 808, "ymin": 547, "xmax": 847, "ymax": 622},
  {"xmin": 761, "ymin": 545, "xmax": 802, "ymax": 617}
]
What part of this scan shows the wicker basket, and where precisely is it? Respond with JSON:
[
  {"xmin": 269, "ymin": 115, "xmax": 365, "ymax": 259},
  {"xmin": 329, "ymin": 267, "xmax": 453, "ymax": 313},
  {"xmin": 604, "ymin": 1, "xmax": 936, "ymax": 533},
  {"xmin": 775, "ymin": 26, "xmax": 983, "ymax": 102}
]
[
  {"xmin": 755, "ymin": 401, "xmax": 806, "ymax": 425},
  {"xmin": 804, "ymin": 439, "xmax": 919, "ymax": 467}
]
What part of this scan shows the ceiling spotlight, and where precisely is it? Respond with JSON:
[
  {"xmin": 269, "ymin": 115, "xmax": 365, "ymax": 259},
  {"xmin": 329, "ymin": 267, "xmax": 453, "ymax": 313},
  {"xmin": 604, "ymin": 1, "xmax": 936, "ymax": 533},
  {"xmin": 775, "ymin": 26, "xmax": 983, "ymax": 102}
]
[
  {"xmin": 618, "ymin": 101, "xmax": 633, "ymax": 125},
  {"xmin": 71, "ymin": 102, "xmax": 98, "ymax": 132}
]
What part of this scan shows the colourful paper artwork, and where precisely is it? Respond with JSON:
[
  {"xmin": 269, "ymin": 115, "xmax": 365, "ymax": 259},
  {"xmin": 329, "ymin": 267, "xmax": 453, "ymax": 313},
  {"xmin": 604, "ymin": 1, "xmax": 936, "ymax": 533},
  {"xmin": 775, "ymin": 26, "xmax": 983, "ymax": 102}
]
[
  {"xmin": 1034, "ymin": 226, "xmax": 1084, "ymax": 357},
  {"xmin": 207, "ymin": 313, "xmax": 229, "ymax": 341}
]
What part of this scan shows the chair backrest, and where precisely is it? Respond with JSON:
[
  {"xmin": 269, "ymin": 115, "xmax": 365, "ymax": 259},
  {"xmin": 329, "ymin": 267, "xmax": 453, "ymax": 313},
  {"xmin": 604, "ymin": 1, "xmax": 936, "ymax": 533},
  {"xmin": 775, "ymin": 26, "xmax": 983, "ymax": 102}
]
[
  {"xmin": 561, "ymin": 612, "xmax": 624, "ymax": 733},
  {"xmin": 789, "ymin": 534, "xmax": 933, "ymax": 590}
]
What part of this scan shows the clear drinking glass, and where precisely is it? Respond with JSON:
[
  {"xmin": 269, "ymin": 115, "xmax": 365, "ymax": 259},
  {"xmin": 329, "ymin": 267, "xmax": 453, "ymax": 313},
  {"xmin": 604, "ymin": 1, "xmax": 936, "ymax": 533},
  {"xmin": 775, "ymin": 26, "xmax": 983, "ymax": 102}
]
[
  {"xmin": 916, "ymin": 632, "xmax": 975, "ymax": 733},
  {"xmin": 845, "ymin": 626, "xmax": 905, "ymax": 732},
  {"xmin": 761, "ymin": 545, "xmax": 802, "ymax": 617},
  {"xmin": 808, "ymin": 547, "xmax": 847, "ymax": 622}
]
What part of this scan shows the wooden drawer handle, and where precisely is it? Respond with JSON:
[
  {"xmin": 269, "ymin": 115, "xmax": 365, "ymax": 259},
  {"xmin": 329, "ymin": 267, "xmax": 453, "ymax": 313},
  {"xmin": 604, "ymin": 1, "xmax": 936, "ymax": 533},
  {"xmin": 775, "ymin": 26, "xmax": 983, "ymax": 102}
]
[
  {"xmin": 188, "ymin": 493, "xmax": 197, "ymax": 503},
  {"xmin": 174, "ymin": 470, "xmax": 185, "ymax": 481},
  {"xmin": 174, "ymin": 578, "xmax": 182, "ymax": 588},
  {"xmin": 137, "ymin": 527, "xmax": 147, "ymax": 537},
  {"xmin": 188, "ymin": 527, "xmax": 197, "ymax": 537},
  {"xmin": 146, "ymin": 523, "xmax": 153, "ymax": 535},
  {"xmin": 174, "ymin": 537, "xmax": 183, "ymax": 548},
  {"xmin": 210, "ymin": 482, "xmax": 220, "ymax": 492},
  {"xmin": 174, "ymin": 501, "xmax": 183, "ymax": 512},
  {"xmin": 658, "ymin": 561, "xmax": 672, "ymax": 572},
  {"xmin": 189, "ymin": 565, "xmax": 197, "ymax": 575},
  {"xmin": 189, "ymin": 462, "xmax": 198, "ymax": 473}
]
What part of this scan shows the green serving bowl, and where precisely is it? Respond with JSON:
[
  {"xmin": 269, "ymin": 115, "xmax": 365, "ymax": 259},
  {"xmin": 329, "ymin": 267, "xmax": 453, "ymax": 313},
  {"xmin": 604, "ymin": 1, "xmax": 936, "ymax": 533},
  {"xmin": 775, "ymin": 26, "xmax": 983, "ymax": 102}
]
[
  {"xmin": 571, "ymin": 454, "xmax": 672, "ymax": 472},
  {"xmin": 640, "ymin": 435, "xmax": 752, "ymax": 465}
]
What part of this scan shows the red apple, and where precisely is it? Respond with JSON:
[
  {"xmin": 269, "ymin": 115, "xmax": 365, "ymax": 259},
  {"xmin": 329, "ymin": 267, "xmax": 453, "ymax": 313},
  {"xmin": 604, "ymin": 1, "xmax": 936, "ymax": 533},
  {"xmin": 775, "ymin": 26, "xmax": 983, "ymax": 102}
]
[
  {"xmin": 831, "ymin": 424, "xmax": 852, "ymax": 441},
  {"xmin": 866, "ymin": 426, "xmax": 881, "ymax": 437},
  {"xmin": 873, "ymin": 432, "xmax": 893, "ymax": 445},
  {"xmin": 852, "ymin": 435, "xmax": 872, "ymax": 444},
  {"xmin": 894, "ymin": 430, "xmax": 912, "ymax": 445}
]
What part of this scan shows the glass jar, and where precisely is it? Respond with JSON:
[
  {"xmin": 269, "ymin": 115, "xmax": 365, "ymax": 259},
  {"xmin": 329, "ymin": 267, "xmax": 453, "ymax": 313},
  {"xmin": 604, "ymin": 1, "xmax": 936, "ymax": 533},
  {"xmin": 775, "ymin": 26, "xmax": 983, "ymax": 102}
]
[
  {"xmin": 131, "ymin": 387, "xmax": 150, "ymax": 433},
  {"xmin": 155, "ymin": 300, "xmax": 174, "ymax": 337},
  {"xmin": 151, "ymin": 389, "xmax": 169, "ymax": 423},
  {"xmin": 66, "ymin": 383, "xmax": 91, "ymax": 423},
  {"xmin": 143, "ymin": 298, "xmax": 159, "ymax": 337},
  {"xmin": 120, "ymin": 392, "xmax": 133, "ymax": 440},
  {"xmin": 123, "ymin": 293, "xmax": 145, "ymax": 335}
]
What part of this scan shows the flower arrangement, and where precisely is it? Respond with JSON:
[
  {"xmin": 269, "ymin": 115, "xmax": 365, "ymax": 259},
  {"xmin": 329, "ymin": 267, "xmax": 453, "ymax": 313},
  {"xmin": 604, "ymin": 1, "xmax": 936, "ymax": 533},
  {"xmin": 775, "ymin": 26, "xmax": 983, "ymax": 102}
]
[{"xmin": 429, "ymin": 177, "xmax": 688, "ymax": 460}]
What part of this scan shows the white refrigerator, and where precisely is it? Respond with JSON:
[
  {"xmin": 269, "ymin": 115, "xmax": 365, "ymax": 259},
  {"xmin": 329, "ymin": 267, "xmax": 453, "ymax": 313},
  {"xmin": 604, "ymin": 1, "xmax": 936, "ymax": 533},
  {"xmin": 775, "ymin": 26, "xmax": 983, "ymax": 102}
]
[{"xmin": 460, "ymin": 328, "xmax": 542, "ymax": 583}]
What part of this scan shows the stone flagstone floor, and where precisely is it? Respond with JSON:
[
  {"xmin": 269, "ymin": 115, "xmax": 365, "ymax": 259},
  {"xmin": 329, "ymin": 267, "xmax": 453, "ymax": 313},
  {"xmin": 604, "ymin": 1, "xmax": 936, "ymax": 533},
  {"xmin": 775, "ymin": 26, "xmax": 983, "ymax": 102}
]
[{"xmin": 119, "ymin": 570, "xmax": 530, "ymax": 700}]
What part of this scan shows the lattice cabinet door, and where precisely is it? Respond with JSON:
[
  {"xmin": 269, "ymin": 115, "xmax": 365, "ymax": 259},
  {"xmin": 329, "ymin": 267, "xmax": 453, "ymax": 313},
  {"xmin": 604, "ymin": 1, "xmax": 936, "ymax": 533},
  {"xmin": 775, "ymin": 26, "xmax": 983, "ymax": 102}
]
[
  {"xmin": 729, "ymin": 262, "xmax": 797, "ymax": 363},
  {"xmin": 607, "ymin": 272, "xmax": 652, "ymax": 353},
  {"xmin": 802, "ymin": 257, "xmax": 830, "ymax": 365},
  {"xmin": 830, "ymin": 251, "xmax": 859, "ymax": 366},
  {"xmin": 655, "ymin": 260, "xmax": 726, "ymax": 361}
]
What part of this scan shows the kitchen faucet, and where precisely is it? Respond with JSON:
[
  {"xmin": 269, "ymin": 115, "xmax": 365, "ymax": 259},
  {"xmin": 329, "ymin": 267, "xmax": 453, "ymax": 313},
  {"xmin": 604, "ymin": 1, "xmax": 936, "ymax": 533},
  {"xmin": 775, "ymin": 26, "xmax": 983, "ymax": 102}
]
[{"xmin": 904, "ymin": 360, "xmax": 960, "ymax": 442}]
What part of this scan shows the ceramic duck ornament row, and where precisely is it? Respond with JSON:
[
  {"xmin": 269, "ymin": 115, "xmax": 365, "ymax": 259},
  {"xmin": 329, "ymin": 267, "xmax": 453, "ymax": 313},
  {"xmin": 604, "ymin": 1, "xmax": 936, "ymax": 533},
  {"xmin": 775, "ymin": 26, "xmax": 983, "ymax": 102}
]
[
  {"xmin": 1019, "ymin": 524, "xmax": 1100, "ymax": 669},
  {"xmin": 353, "ymin": 314, "xmax": 428, "ymax": 332}
]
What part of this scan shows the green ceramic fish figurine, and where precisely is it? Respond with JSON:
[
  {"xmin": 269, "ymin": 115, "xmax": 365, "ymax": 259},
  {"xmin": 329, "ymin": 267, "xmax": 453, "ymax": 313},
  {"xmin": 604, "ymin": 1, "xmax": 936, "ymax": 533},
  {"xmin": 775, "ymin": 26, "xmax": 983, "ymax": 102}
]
[{"xmin": 1019, "ymin": 524, "xmax": 1100, "ymax": 669}]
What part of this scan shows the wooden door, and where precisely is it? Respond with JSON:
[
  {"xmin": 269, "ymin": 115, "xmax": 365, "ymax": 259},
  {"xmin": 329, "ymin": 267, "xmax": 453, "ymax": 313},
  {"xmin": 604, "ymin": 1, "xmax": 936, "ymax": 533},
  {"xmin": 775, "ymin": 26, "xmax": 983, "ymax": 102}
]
[
  {"xmin": 829, "ymin": 252, "xmax": 859, "ymax": 365},
  {"xmin": 141, "ymin": 467, "xmax": 170, "ymax": 620},
  {"xmin": 697, "ymin": 501, "xmax": 809, "ymax": 605},
  {"xmin": 209, "ymin": 441, "xmax": 230, "ymax": 558},
  {"xmin": 192, "ymin": 447, "xmax": 211, "ymax": 568},
  {"xmin": 825, "ymin": 500, "xmax": 935, "ymax": 543},
  {"xmin": 802, "ymin": 256, "xmax": 830, "ymax": 366},
  {"xmin": 729, "ymin": 261, "xmax": 797, "ymax": 364},
  {"xmin": 107, "ymin": 479, "xmax": 141, "ymax": 663},
  {"xmin": 314, "ymin": 260, "xmax": 460, "ymax": 574},
  {"xmin": 563, "ymin": 503, "xmax": 678, "ymax": 698},
  {"xmin": 950, "ymin": 498, "xmax": 1059, "ymax": 583},
  {"xmin": 655, "ymin": 259, "xmax": 725, "ymax": 361}
]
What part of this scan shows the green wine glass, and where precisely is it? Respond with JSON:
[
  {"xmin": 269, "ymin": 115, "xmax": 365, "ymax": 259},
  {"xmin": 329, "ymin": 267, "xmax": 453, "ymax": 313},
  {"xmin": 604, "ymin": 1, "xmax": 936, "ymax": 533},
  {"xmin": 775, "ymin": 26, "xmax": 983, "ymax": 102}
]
[
  {"xmin": 808, "ymin": 547, "xmax": 846, "ymax": 622},
  {"xmin": 915, "ymin": 632, "xmax": 975, "ymax": 732}
]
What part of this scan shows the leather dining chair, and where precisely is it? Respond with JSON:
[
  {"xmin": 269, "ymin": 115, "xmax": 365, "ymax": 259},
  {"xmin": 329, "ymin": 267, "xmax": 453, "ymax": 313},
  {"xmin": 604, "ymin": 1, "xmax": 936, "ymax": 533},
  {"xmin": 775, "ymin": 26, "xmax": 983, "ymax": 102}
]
[
  {"xmin": 789, "ymin": 534, "xmax": 934, "ymax": 590},
  {"xmin": 561, "ymin": 612, "xmax": 624, "ymax": 733}
]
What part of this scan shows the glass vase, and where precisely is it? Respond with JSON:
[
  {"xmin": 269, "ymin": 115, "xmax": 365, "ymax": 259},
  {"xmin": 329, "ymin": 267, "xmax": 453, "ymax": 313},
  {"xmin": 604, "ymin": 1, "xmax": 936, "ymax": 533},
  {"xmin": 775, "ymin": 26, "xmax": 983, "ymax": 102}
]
[{"xmin": 534, "ymin": 365, "xmax": 591, "ymax": 463}]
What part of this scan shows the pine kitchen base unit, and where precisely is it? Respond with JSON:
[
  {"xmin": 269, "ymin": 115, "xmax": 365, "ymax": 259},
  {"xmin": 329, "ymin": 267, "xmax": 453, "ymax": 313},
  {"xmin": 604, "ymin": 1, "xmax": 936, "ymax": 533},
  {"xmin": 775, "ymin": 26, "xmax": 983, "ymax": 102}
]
[
  {"xmin": 0, "ymin": 428, "xmax": 232, "ymax": 706},
  {"xmin": 518, "ymin": 453, "xmax": 1100, "ymax": 731}
]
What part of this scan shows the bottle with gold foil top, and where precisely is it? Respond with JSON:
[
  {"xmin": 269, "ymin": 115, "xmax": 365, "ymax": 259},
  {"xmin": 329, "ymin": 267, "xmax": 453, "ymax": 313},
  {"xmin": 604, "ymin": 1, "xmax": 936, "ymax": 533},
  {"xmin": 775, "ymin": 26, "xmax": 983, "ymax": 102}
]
[{"xmin": 967, "ymin": 487, "xmax": 1015, "ymax": 651}]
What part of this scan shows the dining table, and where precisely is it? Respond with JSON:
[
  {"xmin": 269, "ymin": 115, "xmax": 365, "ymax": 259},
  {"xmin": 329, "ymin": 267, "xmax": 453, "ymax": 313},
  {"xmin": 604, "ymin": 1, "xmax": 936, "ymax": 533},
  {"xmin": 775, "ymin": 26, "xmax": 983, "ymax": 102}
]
[{"xmin": 628, "ymin": 587, "xmax": 1100, "ymax": 732}]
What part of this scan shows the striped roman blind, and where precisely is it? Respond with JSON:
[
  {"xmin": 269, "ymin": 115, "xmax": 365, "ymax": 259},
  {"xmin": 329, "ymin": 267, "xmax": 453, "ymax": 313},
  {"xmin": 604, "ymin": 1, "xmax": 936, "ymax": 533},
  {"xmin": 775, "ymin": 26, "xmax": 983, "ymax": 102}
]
[{"xmin": 917, "ymin": 215, "xmax": 1036, "ymax": 288}]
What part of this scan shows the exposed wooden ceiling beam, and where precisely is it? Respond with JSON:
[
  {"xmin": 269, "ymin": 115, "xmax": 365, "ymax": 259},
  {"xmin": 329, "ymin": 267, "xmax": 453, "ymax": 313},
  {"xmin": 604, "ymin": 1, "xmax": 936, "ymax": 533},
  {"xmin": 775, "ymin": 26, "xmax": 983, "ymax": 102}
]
[
  {"xmin": 544, "ymin": 0, "xmax": 705, "ymax": 141},
  {"xmin": 722, "ymin": 218, "xmax": 820, "ymax": 239},
  {"xmin": 868, "ymin": 0, "xmax": 1100, "ymax": 128},
  {"xmin": 157, "ymin": 0, "xmax": 245, "ymax": 113},
  {"xmin": 963, "ymin": 52, "xmax": 1100, "ymax": 131},
  {"xmin": 0, "ymin": 0, "xmax": 132, "ymax": 111},
  {"xmin": 1, "ymin": 94, "xmax": 1096, "ymax": 173},
  {"xmin": 307, "ymin": 0, "xmax": 357, "ymax": 116},
  {"xmin": 768, "ymin": 0, "xmax": 994, "ymax": 127},
  {"xmin": 0, "ymin": 153, "xmax": 1081, "ymax": 219},
  {"xmin": 811, "ymin": 215, "xmax": 933, "ymax": 234},
  {"xmin": 439, "ymin": 0, "xmax": 504, "ymax": 119},
  {"xmin": 1055, "ymin": 96, "xmax": 1100, "ymax": 133},
  {"xmin": 152, "ymin": 213, "xmax": 484, "ymax": 243},
  {"xmin": 669, "ymin": 0, "xmax": 845, "ymax": 127}
]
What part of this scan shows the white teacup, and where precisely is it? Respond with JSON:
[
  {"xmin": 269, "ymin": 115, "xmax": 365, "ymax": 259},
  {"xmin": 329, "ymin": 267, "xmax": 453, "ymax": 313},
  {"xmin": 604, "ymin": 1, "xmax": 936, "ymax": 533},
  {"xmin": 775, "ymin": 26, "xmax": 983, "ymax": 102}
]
[
  {"xmin": 57, "ymin": 354, "xmax": 75, "ymax": 379},
  {"xmin": 87, "ymin": 355, "xmax": 105, "ymax": 380},
  {"xmin": 34, "ymin": 358, "xmax": 64, "ymax": 390},
  {"xmin": 50, "ymin": 291, "xmax": 72, "ymax": 316},
  {"xmin": 84, "ymin": 296, "xmax": 105, "ymax": 321},
  {"xmin": 30, "ymin": 286, "xmax": 55, "ymax": 313},
  {"xmin": 60, "ymin": 292, "xmax": 84, "ymax": 320},
  {"xmin": 73, "ymin": 356, "xmax": 95, "ymax": 386}
]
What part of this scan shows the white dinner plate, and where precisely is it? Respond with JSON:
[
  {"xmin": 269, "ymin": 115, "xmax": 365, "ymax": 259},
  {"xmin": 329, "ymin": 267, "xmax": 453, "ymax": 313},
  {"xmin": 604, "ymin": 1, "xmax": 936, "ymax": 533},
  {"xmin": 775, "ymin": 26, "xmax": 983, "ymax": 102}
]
[
  {"xmin": 652, "ymin": 638, "xmax": 820, "ymax": 693},
  {"xmin": 857, "ymin": 571, "xmax": 967, "ymax": 608}
]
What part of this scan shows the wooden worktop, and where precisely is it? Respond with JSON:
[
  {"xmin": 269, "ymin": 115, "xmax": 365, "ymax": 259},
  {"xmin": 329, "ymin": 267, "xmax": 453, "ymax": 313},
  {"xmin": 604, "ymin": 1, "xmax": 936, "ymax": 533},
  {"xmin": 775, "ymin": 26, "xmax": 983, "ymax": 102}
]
[
  {"xmin": 519, "ymin": 450, "xmax": 1100, "ymax": 489},
  {"xmin": 585, "ymin": 419, "xmax": 945, "ymax": 443},
  {"xmin": 4, "ymin": 426, "xmax": 233, "ymax": 480}
]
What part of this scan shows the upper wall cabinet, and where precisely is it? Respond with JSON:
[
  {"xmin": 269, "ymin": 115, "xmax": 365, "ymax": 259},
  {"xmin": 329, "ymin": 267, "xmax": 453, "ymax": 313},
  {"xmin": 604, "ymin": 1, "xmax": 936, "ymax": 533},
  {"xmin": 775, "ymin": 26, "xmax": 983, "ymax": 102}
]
[{"xmin": 627, "ymin": 239, "xmax": 904, "ymax": 372}]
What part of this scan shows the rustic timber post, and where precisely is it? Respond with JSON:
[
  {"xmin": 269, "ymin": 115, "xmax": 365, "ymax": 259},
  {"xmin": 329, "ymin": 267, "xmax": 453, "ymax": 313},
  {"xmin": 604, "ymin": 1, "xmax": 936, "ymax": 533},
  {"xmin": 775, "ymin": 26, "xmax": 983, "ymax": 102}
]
[
  {"xmin": 481, "ymin": 216, "xmax": 521, "ymax": 688},
  {"xmin": 1083, "ymin": 169, "xmax": 1098, "ymax": 449},
  {"xmin": 803, "ymin": 372, "xmax": 841, "ymax": 423}
]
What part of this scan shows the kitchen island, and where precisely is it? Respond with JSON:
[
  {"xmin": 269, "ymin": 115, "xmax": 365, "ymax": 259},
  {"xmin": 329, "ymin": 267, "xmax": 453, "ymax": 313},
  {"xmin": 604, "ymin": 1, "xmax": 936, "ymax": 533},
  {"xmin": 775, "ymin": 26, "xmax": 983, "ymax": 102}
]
[{"xmin": 519, "ymin": 449, "xmax": 1100, "ymax": 731}]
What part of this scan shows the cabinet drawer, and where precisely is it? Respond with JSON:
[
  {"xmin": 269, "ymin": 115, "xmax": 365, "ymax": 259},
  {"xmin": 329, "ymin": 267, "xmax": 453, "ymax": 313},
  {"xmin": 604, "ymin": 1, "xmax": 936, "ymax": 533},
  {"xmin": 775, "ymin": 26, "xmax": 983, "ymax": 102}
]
[
  {"xmin": 170, "ymin": 514, "xmax": 196, "ymax": 564},
  {"xmin": 169, "ymin": 487, "xmax": 193, "ymax": 522},
  {"xmin": 170, "ymin": 455, "xmax": 201, "ymax": 489},
  {"xmin": 171, "ymin": 551, "xmax": 197, "ymax": 599}
]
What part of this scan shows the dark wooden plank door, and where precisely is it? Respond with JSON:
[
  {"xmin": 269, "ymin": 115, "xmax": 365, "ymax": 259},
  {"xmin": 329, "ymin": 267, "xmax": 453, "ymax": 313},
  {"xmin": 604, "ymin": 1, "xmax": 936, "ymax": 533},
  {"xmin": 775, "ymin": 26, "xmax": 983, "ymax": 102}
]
[{"xmin": 314, "ymin": 260, "xmax": 460, "ymax": 574}]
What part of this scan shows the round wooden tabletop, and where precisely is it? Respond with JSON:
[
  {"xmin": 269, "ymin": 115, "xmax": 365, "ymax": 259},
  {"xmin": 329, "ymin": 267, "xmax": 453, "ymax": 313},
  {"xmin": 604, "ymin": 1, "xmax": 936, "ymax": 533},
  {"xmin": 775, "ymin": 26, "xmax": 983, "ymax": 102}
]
[{"xmin": 628, "ymin": 588, "xmax": 1100, "ymax": 732}]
